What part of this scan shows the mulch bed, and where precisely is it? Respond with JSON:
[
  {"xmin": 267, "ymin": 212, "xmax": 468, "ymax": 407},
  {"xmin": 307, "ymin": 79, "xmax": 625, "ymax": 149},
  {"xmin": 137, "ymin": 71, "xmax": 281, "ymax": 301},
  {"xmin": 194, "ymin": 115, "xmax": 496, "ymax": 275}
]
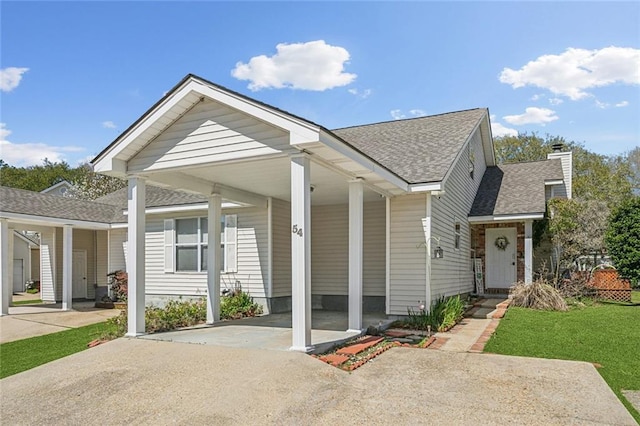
[{"xmin": 314, "ymin": 329, "xmax": 438, "ymax": 371}]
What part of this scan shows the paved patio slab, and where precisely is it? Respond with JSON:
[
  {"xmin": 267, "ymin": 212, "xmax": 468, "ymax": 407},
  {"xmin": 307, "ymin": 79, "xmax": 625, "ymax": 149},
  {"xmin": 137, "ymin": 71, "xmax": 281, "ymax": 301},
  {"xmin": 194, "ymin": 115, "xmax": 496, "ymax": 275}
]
[
  {"xmin": 140, "ymin": 311, "xmax": 389, "ymax": 353},
  {"xmin": 0, "ymin": 339, "xmax": 635, "ymax": 425}
]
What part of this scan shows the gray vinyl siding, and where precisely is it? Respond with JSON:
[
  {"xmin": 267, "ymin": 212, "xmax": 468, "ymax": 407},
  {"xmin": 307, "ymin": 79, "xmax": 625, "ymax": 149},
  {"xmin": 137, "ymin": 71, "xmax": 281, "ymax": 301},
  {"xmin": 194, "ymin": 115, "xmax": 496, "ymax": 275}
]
[
  {"xmin": 40, "ymin": 230, "xmax": 55, "ymax": 302},
  {"xmin": 140, "ymin": 206, "xmax": 268, "ymax": 298},
  {"xmin": 109, "ymin": 229, "xmax": 127, "ymax": 272},
  {"xmin": 271, "ymin": 198, "xmax": 291, "ymax": 298},
  {"xmin": 388, "ymin": 194, "xmax": 427, "ymax": 316},
  {"xmin": 53, "ymin": 229, "xmax": 96, "ymax": 301},
  {"xmin": 128, "ymin": 99, "xmax": 293, "ymax": 173},
  {"xmin": 430, "ymin": 129, "xmax": 486, "ymax": 298},
  {"xmin": 311, "ymin": 202, "xmax": 385, "ymax": 296},
  {"xmin": 96, "ymin": 231, "xmax": 109, "ymax": 287}
]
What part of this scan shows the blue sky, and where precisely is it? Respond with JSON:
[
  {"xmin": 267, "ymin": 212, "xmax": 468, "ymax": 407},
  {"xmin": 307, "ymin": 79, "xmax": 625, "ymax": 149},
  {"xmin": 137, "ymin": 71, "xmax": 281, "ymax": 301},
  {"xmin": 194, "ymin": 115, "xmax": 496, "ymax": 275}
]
[{"xmin": 1, "ymin": 1, "xmax": 639, "ymax": 167}]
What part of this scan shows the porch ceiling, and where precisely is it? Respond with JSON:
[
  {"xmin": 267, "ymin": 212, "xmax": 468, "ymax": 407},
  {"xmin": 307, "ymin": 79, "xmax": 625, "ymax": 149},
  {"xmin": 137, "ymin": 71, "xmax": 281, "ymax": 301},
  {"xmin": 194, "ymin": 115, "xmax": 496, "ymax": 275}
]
[{"xmin": 142, "ymin": 156, "xmax": 385, "ymax": 206}]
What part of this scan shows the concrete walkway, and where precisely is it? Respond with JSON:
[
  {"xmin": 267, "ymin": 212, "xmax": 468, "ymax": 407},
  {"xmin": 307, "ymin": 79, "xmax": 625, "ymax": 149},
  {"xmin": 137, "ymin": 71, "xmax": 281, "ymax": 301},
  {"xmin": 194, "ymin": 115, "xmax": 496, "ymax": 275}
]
[
  {"xmin": 1, "ymin": 338, "xmax": 635, "ymax": 425},
  {"xmin": 0, "ymin": 301, "xmax": 120, "ymax": 343}
]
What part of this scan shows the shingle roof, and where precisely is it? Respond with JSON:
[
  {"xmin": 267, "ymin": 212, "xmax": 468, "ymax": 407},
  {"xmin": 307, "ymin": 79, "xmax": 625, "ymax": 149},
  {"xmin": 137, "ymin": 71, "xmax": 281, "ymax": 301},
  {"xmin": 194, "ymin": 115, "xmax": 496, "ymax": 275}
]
[
  {"xmin": 0, "ymin": 186, "xmax": 121, "ymax": 224},
  {"xmin": 332, "ymin": 108, "xmax": 486, "ymax": 184},
  {"xmin": 95, "ymin": 185, "xmax": 207, "ymax": 223},
  {"xmin": 469, "ymin": 159, "xmax": 564, "ymax": 217}
]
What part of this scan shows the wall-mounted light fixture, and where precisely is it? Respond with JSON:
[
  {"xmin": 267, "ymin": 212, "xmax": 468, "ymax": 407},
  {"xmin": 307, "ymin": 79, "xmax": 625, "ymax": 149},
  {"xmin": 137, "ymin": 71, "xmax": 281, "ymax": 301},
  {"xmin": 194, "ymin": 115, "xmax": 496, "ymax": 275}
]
[{"xmin": 417, "ymin": 236, "xmax": 444, "ymax": 259}]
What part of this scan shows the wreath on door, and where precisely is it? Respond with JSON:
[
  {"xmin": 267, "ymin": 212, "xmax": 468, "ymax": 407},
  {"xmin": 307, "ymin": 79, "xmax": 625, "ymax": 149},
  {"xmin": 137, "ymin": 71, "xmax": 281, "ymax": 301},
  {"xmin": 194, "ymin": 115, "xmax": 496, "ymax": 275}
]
[{"xmin": 494, "ymin": 236, "xmax": 510, "ymax": 251}]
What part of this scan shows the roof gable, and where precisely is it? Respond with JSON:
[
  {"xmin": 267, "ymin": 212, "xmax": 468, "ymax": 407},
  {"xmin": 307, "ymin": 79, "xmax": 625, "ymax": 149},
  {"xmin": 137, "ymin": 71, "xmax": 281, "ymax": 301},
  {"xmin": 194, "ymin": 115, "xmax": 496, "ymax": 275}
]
[
  {"xmin": 469, "ymin": 159, "xmax": 564, "ymax": 217},
  {"xmin": 92, "ymin": 74, "xmax": 321, "ymax": 177}
]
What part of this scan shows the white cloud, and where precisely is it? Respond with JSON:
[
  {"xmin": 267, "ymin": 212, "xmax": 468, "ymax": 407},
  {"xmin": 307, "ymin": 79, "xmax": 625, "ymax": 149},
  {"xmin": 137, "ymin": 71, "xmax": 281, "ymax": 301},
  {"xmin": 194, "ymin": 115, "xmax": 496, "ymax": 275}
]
[
  {"xmin": 102, "ymin": 121, "xmax": 117, "ymax": 129},
  {"xmin": 0, "ymin": 67, "xmax": 29, "ymax": 92},
  {"xmin": 390, "ymin": 109, "xmax": 428, "ymax": 120},
  {"xmin": 348, "ymin": 88, "xmax": 372, "ymax": 99},
  {"xmin": 390, "ymin": 109, "xmax": 406, "ymax": 120},
  {"xmin": 0, "ymin": 123, "xmax": 11, "ymax": 140},
  {"xmin": 0, "ymin": 123, "xmax": 84, "ymax": 167},
  {"xmin": 595, "ymin": 100, "xmax": 610, "ymax": 109},
  {"xmin": 503, "ymin": 107, "xmax": 559, "ymax": 125},
  {"xmin": 489, "ymin": 115, "xmax": 518, "ymax": 137},
  {"xmin": 531, "ymin": 94, "xmax": 544, "ymax": 101},
  {"xmin": 231, "ymin": 40, "xmax": 357, "ymax": 91},
  {"xmin": 549, "ymin": 97, "xmax": 564, "ymax": 105},
  {"xmin": 499, "ymin": 46, "xmax": 640, "ymax": 100},
  {"xmin": 615, "ymin": 100, "xmax": 629, "ymax": 107}
]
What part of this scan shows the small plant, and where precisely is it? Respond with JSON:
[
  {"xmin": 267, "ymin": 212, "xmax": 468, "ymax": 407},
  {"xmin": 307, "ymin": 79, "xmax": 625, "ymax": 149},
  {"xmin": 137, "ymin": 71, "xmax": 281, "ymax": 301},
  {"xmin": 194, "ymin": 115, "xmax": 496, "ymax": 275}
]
[
  {"xmin": 510, "ymin": 279, "xmax": 567, "ymax": 311},
  {"xmin": 404, "ymin": 295, "xmax": 465, "ymax": 332},
  {"xmin": 107, "ymin": 270, "xmax": 128, "ymax": 302},
  {"xmin": 221, "ymin": 289, "xmax": 263, "ymax": 320}
]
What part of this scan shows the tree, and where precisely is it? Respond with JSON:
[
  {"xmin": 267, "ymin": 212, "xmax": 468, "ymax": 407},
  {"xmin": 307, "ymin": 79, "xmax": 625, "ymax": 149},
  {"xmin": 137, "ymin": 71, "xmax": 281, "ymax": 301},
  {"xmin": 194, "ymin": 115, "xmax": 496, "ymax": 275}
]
[
  {"xmin": 66, "ymin": 163, "xmax": 126, "ymax": 200},
  {"xmin": 605, "ymin": 197, "xmax": 640, "ymax": 286},
  {"xmin": 547, "ymin": 198, "xmax": 610, "ymax": 276},
  {"xmin": 0, "ymin": 159, "xmax": 87, "ymax": 192},
  {"xmin": 0, "ymin": 160, "xmax": 124, "ymax": 200}
]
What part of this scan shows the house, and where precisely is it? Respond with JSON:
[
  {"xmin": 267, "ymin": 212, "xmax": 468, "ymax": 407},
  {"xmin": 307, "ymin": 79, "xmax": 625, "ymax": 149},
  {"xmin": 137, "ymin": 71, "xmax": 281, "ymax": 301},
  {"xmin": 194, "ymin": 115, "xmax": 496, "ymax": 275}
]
[
  {"xmin": 0, "ymin": 74, "xmax": 571, "ymax": 351},
  {"xmin": 40, "ymin": 180, "xmax": 73, "ymax": 197},
  {"xmin": 10, "ymin": 231, "xmax": 39, "ymax": 293}
]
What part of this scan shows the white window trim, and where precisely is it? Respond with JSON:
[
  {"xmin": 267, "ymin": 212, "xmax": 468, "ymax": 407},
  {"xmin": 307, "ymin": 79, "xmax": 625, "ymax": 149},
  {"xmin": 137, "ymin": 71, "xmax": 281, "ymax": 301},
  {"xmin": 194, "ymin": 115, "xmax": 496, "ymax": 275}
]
[
  {"xmin": 164, "ymin": 214, "xmax": 237, "ymax": 274},
  {"xmin": 454, "ymin": 221, "xmax": 461, "ymax": 251}
]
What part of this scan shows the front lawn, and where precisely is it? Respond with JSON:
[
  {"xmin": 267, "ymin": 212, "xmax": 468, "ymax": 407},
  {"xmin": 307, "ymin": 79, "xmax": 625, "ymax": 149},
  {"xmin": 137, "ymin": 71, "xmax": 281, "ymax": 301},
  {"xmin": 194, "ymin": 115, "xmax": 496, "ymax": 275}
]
[
  {"xmin": 0, "ymin": 322, "xmax": 116, "ymax": 379},
  {"xmin": 485, "ymin": 303, "xmax": 640, "ymax": 422}
]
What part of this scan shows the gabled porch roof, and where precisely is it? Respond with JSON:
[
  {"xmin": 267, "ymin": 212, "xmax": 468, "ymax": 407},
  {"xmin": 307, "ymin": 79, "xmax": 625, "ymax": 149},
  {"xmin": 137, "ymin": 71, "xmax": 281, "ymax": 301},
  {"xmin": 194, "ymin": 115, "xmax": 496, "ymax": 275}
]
[{"xmin": 91, "ymin": 74, "xmax": 493, "ymax": 203}]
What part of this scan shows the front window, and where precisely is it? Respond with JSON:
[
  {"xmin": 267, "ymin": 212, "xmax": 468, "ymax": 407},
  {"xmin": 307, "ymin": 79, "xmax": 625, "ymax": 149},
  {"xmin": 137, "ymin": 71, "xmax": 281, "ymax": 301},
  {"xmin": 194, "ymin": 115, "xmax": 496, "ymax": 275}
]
[{"xmin": 175, "ymin": 217, "xmax": 225, "ymax": 272}]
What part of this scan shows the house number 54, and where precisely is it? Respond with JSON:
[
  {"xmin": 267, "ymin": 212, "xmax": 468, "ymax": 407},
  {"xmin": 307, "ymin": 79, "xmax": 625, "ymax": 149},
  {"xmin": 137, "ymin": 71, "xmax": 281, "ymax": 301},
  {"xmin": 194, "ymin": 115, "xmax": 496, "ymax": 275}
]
[{"xmin": 292, "ymin": 225, "xmax": 303, "ymax": 237}]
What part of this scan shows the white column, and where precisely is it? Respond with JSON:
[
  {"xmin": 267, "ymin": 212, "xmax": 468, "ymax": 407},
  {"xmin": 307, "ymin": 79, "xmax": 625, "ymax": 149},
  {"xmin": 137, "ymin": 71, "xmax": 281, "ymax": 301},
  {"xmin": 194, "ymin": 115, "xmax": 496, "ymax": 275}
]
[
  {"xmin": 0, "ymin": 219, "xmax": 9, "ymax": 315},
  {"xmin": 207, "ymin": 194, "xmax": 222, "ymax": 323},
  {"xmin": 348, "ymin": 179, "xmax": 364, "ymax": 332},
  {"xmin": 62, "ymin": 225, "xmax": 73, "ymax": 311},
  {"xmin": 126, "ymin": 176, "xmax": 146, "ymax": 336},
  {"xmin": 290, "ymin": 154, "xmax": 312, "ymax": 352},
  {"xmin": 524, "ymin": 220, "xmax": 533, "ymax": 284}
]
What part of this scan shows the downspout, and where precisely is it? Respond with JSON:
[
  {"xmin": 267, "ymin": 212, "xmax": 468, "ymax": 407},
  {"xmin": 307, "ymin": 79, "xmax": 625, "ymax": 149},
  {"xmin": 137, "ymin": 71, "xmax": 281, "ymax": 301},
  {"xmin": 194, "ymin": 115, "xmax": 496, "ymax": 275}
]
[{"xmin": 425, "ymin": 193, "xmax": 433, "ymax": 310}]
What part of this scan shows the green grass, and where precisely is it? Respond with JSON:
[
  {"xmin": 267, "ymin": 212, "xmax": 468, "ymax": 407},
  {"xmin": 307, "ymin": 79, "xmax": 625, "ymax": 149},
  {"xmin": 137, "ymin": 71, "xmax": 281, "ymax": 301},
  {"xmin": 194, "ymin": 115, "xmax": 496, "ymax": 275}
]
[
  {"xmin": 11, "ymin": 299, "xmax": 43, "ymax": 306},
  {"xmin": 632, "ymin": 291, "xmax": 640, "ymax": 304},
  {"xmin": 0, "ymin": 322, "xmax": 116, "ymax": 379},
  {"xmin": 485, "ymin": 303, "xmax": 640, "ymax": 422}
]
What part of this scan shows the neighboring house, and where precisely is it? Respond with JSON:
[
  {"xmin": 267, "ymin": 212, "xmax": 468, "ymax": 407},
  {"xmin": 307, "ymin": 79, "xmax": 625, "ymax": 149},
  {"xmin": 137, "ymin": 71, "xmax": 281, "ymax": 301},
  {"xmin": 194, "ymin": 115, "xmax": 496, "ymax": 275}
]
[
  {"xmin": 40, "ymin": 180, "xmax": 73, "ymax": 197},
  {"xmin": 0, "ymin": 74, "xmax": 571, "ymax": 351},
  {"xmin": 11, "ymin": 231, "xmax": 38, "ymax": 293}
]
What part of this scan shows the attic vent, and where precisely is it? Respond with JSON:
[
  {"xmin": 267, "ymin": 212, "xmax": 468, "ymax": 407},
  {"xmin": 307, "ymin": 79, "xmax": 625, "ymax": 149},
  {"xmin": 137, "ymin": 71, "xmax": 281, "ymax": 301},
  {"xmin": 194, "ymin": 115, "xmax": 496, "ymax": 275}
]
[{"xmin": 551, "ymin": 143, "xmax": 564, "ymax": 152}]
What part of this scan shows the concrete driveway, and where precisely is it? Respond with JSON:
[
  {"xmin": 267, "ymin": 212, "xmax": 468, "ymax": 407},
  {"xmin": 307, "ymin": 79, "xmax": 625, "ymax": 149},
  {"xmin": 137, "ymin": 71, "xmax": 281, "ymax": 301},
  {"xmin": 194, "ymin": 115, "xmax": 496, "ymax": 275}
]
[
  {"xmin": 0, "ymin": 338, "xmax": 635, "ymax": 425},
  {"xmin": 0, "ymin": 302, "xmax": 120, "ymax": 343}
]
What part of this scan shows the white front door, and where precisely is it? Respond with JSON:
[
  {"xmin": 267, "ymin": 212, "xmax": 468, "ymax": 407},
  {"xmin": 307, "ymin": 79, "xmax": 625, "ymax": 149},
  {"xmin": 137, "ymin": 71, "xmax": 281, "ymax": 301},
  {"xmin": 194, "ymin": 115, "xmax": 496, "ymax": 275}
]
[
  {"xmin": 13, "ymin": 259, "xmax": 24, "ymax": 293},
  {"xmin": 485, "ymin": 228, "xmax": 517, "ymax": 289},
  {"xmin": 72, "ymin": 250, "xmax": 87, "ymax": 299}
]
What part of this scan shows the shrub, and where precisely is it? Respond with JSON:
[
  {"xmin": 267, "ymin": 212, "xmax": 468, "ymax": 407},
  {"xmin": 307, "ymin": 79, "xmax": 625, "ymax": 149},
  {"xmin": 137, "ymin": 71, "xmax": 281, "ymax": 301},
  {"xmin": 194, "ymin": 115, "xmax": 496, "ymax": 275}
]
[
  {"xmin": 605, "ymin": 197, "xmax": 640, "ymax": 287},
  {"xmin": 221, "ymin": 289, "xmax": 263, "ymax": 320},
  {"xmin": 510, "ymin": 279, "xmax": 567, "ymax": 311},
  {"xmin": 101, "ymin": 292, "xmax": 263, "ymax": 340},
  {"xmin": 107, "ymin": 270, "xmax": 128, "ymax": 302},
  {"xmin": 102, "ymin": 297, "xmax": 207, "ymax": 339},
  {"xmin": 557, "ymin": 272, "xmax": 596, "ymax": 300}
]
